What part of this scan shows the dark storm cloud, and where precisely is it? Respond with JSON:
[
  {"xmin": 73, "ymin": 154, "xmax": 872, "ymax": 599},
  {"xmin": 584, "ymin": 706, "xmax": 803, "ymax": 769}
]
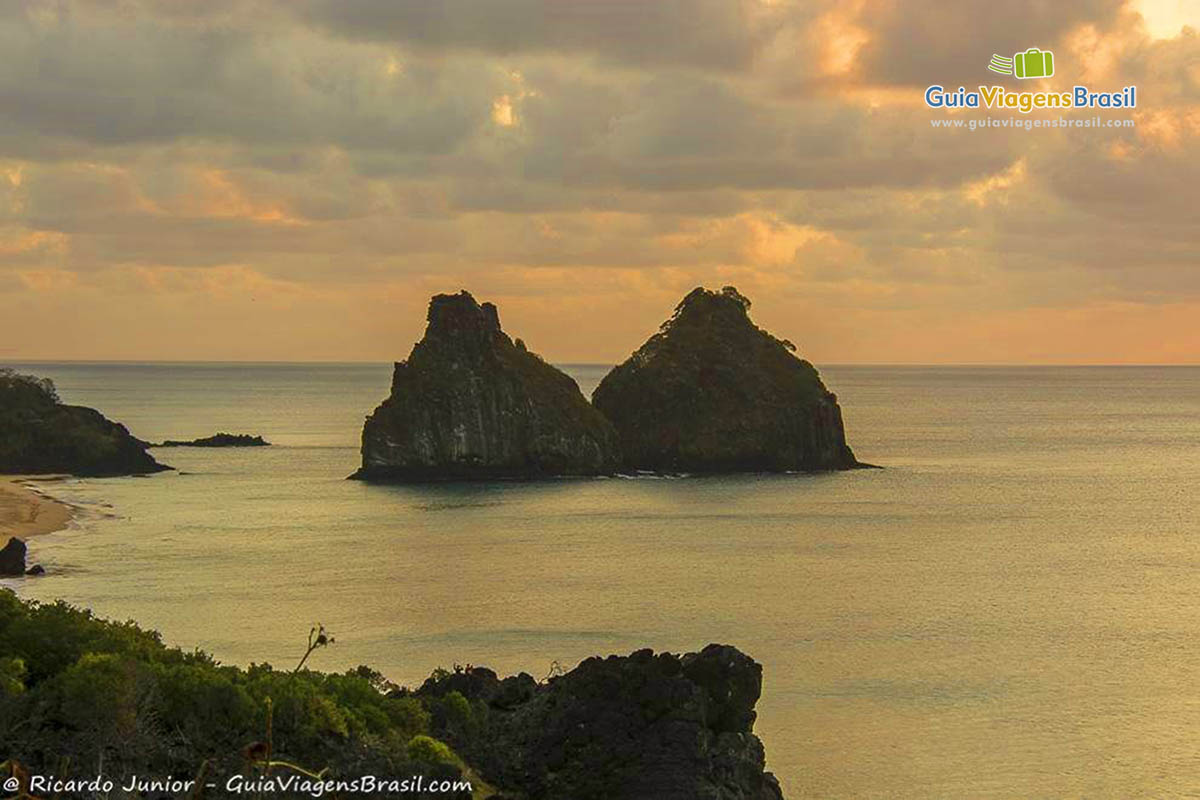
[
  {"xmin": 297, "ymin": 0, "xmax": 798, "ymax": 71},
  {"xmin": 0, "ymin": 13, "xmax": 498, "ymax": 155},
  {"xmin": 854, "ymin": 0, "xmax": 1126, "ymax": 85}
]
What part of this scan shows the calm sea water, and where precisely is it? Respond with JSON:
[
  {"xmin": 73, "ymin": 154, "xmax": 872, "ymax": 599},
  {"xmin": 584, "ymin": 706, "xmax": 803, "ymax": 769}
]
[{"xmin": 6, "ymin": 362, "xmax": 1200, "ymax": 798}]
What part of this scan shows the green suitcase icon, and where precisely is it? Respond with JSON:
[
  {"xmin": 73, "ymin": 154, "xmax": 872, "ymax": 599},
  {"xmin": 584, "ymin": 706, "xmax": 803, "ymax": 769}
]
[{"xmin": 1014, "ymin": 48, "xmax": 1053, "ymax": 79}]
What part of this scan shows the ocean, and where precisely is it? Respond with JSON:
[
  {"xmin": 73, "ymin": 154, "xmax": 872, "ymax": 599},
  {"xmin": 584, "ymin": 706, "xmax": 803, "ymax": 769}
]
[{"xmin": 6, "ymin": 362, "xmax": 1200, "ymax": 798}]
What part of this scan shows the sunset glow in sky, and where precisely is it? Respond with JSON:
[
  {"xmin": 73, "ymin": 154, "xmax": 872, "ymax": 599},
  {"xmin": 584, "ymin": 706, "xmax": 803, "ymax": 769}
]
[{"xmin": 0, "ymin": 1, "xmax": 1196, "ymax": 363}]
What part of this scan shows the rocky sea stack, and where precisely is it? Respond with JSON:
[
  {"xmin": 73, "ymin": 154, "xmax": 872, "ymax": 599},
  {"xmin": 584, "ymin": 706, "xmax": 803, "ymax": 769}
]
[
  {"xmin": 353, "ymin": 291, "xmax": 618, "ymax": 481},
  {"xmin": 417, "ymin": 644, "xmax": 784, "ymax": 800},
  {"xmin": 0, "ymin": 369, "xmax": 169, "ymax": 477},
  {"xmin": 593, "ymin": 286, "xmax": 862, "ymax": 473}
]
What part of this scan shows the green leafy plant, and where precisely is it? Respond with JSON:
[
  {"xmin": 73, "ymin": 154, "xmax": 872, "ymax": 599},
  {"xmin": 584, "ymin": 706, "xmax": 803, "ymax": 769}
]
[{"xmin": 0, "ymin": 590, "xmax": 470, "ymax": 797}]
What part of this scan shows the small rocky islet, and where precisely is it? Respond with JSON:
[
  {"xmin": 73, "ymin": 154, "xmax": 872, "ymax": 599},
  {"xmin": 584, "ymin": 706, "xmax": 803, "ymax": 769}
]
[
  {"xmin": 155, "ymin": 432, "xmax": 271, "ymax": 447},
  {"xmin": 0, "ymin": 536, "xmax": 40, "ymax": 576},
  {"xmin": 354, "ymin": 285, "xmax": 867, "ymax": 481}
]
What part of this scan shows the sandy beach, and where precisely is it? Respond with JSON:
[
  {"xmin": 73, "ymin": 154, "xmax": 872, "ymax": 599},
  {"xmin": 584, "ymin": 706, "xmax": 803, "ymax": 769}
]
[{"xmin": 0, "ymin": 476, "xmax": 73, "ymax": 541}]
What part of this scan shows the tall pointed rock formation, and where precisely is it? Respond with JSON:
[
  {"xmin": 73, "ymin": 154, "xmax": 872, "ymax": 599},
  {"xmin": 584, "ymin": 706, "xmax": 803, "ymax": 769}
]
[{"xmin": 353, "ymin": 291, "xmax": 618, "ymax": 481}]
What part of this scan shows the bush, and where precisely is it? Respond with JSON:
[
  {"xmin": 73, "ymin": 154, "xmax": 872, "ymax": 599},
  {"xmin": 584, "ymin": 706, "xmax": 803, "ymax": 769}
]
[
  {"xmin": 406, "ymin": 735, "xmax": 456, "ymax": 766},
  {"xmin": 0, "ymin": 657, "xmax": 25, "ymax": 696},
  {"xmin": 0, "ymin": 369, "xmax": 58, "ymax": 406},
  {"xmin": 0, "ymin": 589, "xmax": 472, "ymax": 796}
]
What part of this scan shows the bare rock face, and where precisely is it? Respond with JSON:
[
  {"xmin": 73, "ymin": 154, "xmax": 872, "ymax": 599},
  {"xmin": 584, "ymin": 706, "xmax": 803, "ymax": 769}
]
[
  {"xmin": 417, "ymin": 644, "xmax": 785, "ymax": 800},
  {"xmin": 593, "ymin": 286, "xmax": 862, "ymax": 473},
  {"xmin": 352, "ymin": 291, "xmax": 618, "ymax": 481}
]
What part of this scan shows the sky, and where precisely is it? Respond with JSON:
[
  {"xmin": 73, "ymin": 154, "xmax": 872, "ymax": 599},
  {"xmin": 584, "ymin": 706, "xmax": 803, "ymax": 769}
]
[{"xmin": 0, "ymin": 0, "xmax": 1196, "ymax": 364}]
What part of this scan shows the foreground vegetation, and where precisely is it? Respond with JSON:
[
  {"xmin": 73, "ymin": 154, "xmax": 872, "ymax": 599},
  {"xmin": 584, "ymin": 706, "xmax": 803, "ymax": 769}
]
[{"xmin": 0, "ymin": 589, "xmax": 479, "ymax": 798}]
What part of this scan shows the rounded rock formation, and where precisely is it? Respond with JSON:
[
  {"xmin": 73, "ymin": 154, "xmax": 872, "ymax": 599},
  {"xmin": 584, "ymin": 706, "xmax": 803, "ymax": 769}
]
[{"xmin": 593, "ymin": 286, "xmax": 861, "ymax": 473}]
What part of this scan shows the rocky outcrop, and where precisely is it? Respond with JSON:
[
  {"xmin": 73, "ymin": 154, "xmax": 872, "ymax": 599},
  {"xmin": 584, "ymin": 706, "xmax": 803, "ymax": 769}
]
[
  {"xmin": 593, "ymin": 286, "xmax": 863, "ymax": 473},
  {"xmin": 417, "ymin": 644, "xmax": 784, "ymax": 800},
  {"xmin": 0, "ymin": 370, "xmax": 169, "ymax": 477},
  {"xmin": 0, "ymin": 537, "xmax": 26, "ymax": 576},
  {"xmin": 157, "ymin": 433, "xmax": 270, "ymax": 447},
  {"xmin": 352, "ymin": 291, "xmax": 618, "ymax": 481}
]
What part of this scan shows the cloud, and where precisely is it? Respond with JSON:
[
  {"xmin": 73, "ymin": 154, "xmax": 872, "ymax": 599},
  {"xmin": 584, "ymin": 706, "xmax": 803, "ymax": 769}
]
[
  {"xmin": 0, "ymin": 9, "xmax": 501, "ymax": 156},
  {"xmin": 297, "ymin": 0, "xmax": 803, "ymax": 71},
  {"xmin": 852, "ymin": 0, "xmax": 1127, "ymax": 86},
  {"xmin": 0, "ymin": 0, "xmax": 1195, "ymax": 362}
]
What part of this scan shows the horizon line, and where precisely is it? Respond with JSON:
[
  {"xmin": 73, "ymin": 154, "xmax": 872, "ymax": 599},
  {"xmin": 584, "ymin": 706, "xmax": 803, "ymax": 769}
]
[{"xmin": 3, "ymin": 358, "xmax": 1199, "ymax": 368}]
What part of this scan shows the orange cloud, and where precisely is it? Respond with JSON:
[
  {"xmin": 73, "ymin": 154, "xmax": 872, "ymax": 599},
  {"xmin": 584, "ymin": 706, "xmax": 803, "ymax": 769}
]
[
  {"xmin": 0, "ymin": 229, "xmax": 68, "ymax": 258},
  {"xmin": 16, "ymin": 267, "xmax": 77, "ymax": 291},
  {"xmin": 1134, "ymin": 107, "xmax": 1200, "ymax": 148},
  {"xmin": 964, "ymin": 159, "xmax": 1028, "ymax": 206},
  {"xmin": 150, "ymin": 169, "xmax": 304, "ymax": 225},
  {"xmin": 200, "ymin": 170, "xmax": 302, "ymax": 225},
  {"xmin": 655, "ymin": 212, "xmax": 840, "ymax": 271},
  {"xmin": 813, "ymin": 2, "xmax": 870, "ymax": 79}
]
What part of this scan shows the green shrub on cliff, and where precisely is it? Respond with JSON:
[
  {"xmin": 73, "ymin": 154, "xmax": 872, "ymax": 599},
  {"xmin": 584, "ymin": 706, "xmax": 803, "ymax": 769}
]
[
  {"xmin": 0, "ymin": 370, "xmax": 58, "ymax": 407},
  {"xmin": 0, "ymin": 590, "xmax": 470, "ymax": 797},
  {"xmin": 407, "ymin": 735, "xmax": 457, "ymax": 765}
]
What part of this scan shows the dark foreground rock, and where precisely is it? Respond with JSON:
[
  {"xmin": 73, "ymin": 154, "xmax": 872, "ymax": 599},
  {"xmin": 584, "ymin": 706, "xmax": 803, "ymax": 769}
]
[
  {"xmin": 0, "ymin": 370, "xmax": 169, "ymax": 477},
  {"xmin": 593, "ymin": 286, "xmax": 863, "ymax": 473},
  {"xmin": 416, "ymin": 644, "xmax": 785, "ymax": 800},
  {"xmin": 352, "ymin": 291, "xmax": 618, "ymax": 481},
  {"xmin": 156, "ymin": 432, "xmax": 271, "ymax": 447},
  {"xmin": 0, "ymin": 537, "xmax": 26, "ymax": 576}
]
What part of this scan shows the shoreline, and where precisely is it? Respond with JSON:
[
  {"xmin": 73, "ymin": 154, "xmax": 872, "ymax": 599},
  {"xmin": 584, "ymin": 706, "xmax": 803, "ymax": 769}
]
[{"xmin": 0, "ymin": 476, "xmax": 74, "ymax": 542}]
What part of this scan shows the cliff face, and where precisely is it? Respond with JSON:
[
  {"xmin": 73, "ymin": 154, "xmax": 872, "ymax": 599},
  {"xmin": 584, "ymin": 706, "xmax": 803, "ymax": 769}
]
[
  {"xmin": 417, "ymin": 644, "xmax": 785, "ymax": 800},
  {"xmin": 353, "ymin": 291, "xmax": 618, "ymax": 481},
  {"xmin": 0, "ymin": 370, "xmax": 169, "ymax": 477},
  {"xmin": 593, "ymin": 286, "xmax": 860, "ymax": 472}
]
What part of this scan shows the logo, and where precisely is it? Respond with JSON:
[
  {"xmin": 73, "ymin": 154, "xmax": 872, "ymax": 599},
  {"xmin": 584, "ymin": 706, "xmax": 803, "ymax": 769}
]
[
  {"xmin": 923, "ymin": 48, "xmax": 1135, "ymax": 115},
  {"xmin": 989, "ymin": 48, "xmax": 1055, "ymax": 79}
]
